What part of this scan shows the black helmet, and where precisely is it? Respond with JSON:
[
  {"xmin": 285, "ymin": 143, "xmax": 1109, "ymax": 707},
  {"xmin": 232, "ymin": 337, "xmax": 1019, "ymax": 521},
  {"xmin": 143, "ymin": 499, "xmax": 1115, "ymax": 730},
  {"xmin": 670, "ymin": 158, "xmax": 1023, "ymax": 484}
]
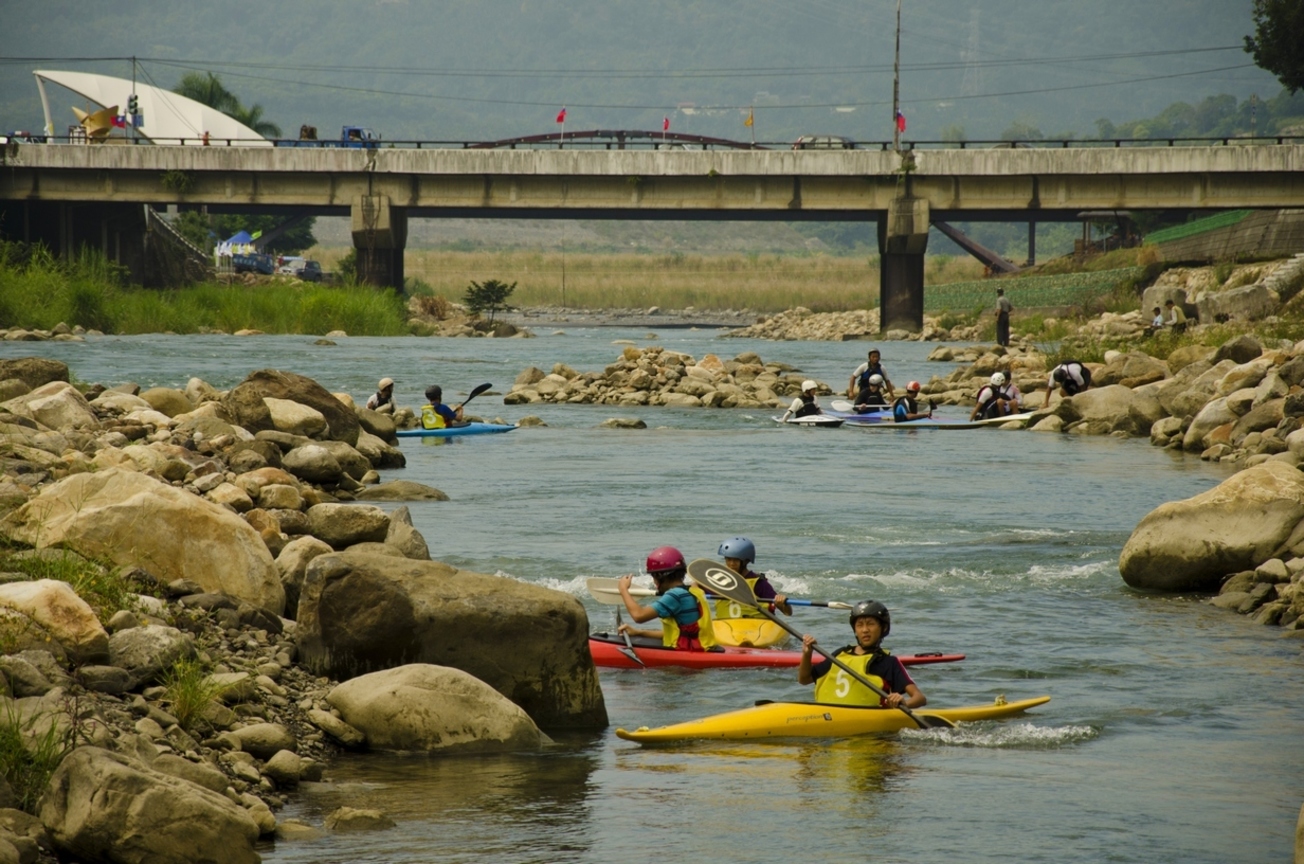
[
  {"xmin": 425, "ymin": 384, "xmax": 443, "ymax": 402},
  {"xmin": 1052, "ymin": 367, "xmax": 1067, "ymax": 383},
  {"xmin": 849, "ymin": 600, "xmax": 890, "ymax": 636}
]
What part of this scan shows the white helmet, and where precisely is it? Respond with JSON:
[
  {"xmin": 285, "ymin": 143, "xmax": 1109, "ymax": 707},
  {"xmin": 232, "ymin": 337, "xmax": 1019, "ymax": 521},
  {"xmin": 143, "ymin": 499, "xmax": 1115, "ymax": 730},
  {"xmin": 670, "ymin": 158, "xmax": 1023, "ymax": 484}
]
[
  {"xmin": 990, "ymin": 372, "xmax": 1006, "ymax": 386},
  {"xmin": 868, "ymin": 374, "xmax": 884, "ymax": 386},
  {"xmin": 802, "ymin": 379, "xmax": 818, "ymax": 392}
]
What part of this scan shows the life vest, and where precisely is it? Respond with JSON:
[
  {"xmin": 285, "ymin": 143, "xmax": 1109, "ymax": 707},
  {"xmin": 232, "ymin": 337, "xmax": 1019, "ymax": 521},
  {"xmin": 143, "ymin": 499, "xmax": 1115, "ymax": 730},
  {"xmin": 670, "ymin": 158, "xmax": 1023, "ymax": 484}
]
[
  {"xmin": 713, "ymin": 573, "xmax": 770, "ymax": 620},
  {"xmin": 892, "ymin": 395, "xmax": 918, "ymax": 422},
  {"xmin": 975, "ymin": 384, "xmax": 1011, "ymax": 418},
  {"xmin": 660, "ymin": 585, "xmax": 716, "ymax": 651},
  {"xmin": 420, "ymin": 404, "xmax": 446, "ymax": 429},
  {"xmin": 857, "ymin": 362, "xmax": 885, "ymax": 391},
  {"xmin": 794, "ymin": 394, "xmax": 821, "ymax": 418},
  {"xmin": 855, "ymin": 388, "xmax": 887, "ymax": 409},
  {"xmin": 812, "ymin": 647, "xmax": 893, "ymax": 706}
]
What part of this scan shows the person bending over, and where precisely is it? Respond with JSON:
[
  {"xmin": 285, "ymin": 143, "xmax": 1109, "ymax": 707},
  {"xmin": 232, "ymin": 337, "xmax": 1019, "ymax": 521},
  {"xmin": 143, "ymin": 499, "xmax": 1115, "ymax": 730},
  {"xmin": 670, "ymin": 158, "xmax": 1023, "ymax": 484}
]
[{"xmin": 1042, "ymin": 361, "xmax": 1092, "ymax": 408}]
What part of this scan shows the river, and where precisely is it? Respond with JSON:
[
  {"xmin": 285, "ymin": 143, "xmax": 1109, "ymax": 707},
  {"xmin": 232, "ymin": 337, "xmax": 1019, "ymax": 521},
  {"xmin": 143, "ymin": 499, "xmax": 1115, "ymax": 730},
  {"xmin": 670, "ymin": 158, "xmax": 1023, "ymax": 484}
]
[{"xmin": 5, "ymin": 328, "xmax": 1301, "ymax": 863}]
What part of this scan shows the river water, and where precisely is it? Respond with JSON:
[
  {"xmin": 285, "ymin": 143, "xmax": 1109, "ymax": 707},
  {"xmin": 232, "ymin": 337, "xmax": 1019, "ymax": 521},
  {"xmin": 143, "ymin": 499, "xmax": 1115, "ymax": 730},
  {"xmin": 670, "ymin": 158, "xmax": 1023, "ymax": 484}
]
[{"xmin": 5, "ymin": 329, "xmax": 1302, "ymax": 863}]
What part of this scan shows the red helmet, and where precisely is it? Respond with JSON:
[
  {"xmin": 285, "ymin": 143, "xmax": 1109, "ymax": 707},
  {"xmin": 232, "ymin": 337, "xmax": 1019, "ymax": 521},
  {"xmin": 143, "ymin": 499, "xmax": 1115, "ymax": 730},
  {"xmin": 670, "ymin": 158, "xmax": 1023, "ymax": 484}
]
[
  {"xmin": 646, "ymin": 546, "xmax": 687, "ymax": 576},
  {"xmin": 906, "ymin": 380, "xmax": 921, "ymax": 392}
]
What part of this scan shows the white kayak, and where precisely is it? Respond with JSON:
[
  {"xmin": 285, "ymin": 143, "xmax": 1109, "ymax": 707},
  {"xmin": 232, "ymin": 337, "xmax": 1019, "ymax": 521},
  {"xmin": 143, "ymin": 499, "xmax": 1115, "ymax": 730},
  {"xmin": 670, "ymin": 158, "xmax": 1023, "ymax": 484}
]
[{"xmin": 772, "ymin": 415, "xmax": 845, "ymax": 428}]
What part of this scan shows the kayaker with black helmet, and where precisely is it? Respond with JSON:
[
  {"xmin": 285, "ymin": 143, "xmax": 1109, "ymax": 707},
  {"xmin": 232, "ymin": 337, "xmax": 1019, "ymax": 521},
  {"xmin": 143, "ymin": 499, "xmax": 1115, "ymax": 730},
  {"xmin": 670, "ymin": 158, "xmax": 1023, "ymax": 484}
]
[
  {"xmin": 420, "ymin": 385, "xmax": 464, "ymax": 430},
  {"xmin": 797, "ymin": 601, "xmax": 926, "ymax": 709},
  {"xmin": 848, "ymin": 348, "xmax": 895, "ymax": 401},
  {"xmin": 892, "ymin": 381, "xmax": 933, "ymax": 422},
  {"xmin": 780, "ymin": 380, "xmax": 825, "ymax": 422},
  {"xmin": 716, "ymin": 537, "xmax": 792, "ymax": 619},
  {"xmin": 366, "ymin": 377, "xmax": 396, "ymax": 414},
  {"xmin": 617, "ymin": 546, "xmax": 717, "ymax": 652}
]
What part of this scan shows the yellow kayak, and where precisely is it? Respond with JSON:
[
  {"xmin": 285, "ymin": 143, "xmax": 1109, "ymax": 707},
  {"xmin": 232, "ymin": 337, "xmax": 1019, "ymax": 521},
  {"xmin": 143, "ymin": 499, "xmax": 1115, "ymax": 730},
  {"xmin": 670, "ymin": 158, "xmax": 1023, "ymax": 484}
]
[
  {"xmin": 616, "ymin": 695, "xmax": 1051, "ymax": 743},
  {"xmin": 712, "ymin": 618, "xmax": 790, "ymax": 648}
]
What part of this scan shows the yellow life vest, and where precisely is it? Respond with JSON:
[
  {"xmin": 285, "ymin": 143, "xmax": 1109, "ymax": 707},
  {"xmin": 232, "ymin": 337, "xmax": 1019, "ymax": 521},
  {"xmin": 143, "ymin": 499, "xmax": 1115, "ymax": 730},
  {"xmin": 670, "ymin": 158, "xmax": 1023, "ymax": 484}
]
[
  {"xmin": 661, "ymin": 585, "xmax": 718, "ymax": 650},
  {"xmin": 812, "ymin": 648, "xmax": 891, "ymax": 706},
  {"xmin": 420, "ymin": 404, "xmax": 446, "ymax": 429},
  {"xmin": 713, "ymin": 573, "xmax": 768, "ymax": 620}
]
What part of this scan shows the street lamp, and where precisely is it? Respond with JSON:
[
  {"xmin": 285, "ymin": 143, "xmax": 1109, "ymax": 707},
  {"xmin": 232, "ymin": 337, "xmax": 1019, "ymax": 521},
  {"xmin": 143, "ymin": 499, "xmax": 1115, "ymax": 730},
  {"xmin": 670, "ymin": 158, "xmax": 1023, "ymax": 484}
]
[{"xmin": 892, "ymin": 0, "xmax": 902, "ymax": 153}]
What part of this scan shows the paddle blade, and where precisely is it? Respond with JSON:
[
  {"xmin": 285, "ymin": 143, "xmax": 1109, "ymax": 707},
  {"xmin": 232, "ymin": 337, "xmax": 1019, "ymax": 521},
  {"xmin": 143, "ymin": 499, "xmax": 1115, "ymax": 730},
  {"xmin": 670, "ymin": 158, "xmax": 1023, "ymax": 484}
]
[
  {"xmin": 687, "ymin": 559, "xmax": 757, "ymax": 608},
  {"xmin": 918, "ymin": 714, "xmax": 956, "ymax": 729},
  {"xmin": 459, "ymin": 382, "xmax": 493, "ymax": 408}
]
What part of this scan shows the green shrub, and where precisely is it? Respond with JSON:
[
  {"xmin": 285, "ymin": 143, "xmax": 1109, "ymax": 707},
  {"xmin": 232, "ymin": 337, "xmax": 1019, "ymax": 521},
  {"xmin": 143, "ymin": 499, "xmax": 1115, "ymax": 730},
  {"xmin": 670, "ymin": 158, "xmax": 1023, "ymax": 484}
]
[
  {"xmin": 162, "ymin": 658, "xmax": 231, "ymax": 732},
  {"xmin": 0, "ymin": 701, "xmax": 76, "ymax": 812}
]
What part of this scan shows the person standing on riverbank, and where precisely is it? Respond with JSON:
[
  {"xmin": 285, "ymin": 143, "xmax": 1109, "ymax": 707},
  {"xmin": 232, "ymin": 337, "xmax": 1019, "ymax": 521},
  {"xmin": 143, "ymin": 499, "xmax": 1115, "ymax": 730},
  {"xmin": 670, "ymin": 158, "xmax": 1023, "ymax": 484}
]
[
  {"xmin": 366, "ymin": 377, "xmax": 396, "ymax": 414},
  {"xmin": 797, "ymin": 600, "xmax": 926, "ymax": 708},
  {"xmin": 1166, "ymin": 299, "xmax": 1188, "ymax": 334},
  {"xmin": 995, "ymin": 288, "xmax": 1013, "ymax": 347},
  {"xmin": 1042, "ymin": 361, "xmax": 1092, "ymax": 407},
  {"xmin": 617, "ymin": 546, "xmax": 715, "ymax": 651},
  {"xmin": 848, "ymin": 349, "xmax": 895, "ymax": 401},
  {"xmin": 715, "ymin": 537, "xmax": 792, "ymax": 619}
]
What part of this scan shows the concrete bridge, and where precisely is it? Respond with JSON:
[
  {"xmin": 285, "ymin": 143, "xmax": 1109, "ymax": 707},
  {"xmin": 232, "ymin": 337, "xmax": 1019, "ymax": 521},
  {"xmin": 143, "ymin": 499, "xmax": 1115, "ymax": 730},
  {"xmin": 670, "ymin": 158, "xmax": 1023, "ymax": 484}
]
[{"xmin": 2, "ymin": 142, "xmax": 1301, "ymax": 330}]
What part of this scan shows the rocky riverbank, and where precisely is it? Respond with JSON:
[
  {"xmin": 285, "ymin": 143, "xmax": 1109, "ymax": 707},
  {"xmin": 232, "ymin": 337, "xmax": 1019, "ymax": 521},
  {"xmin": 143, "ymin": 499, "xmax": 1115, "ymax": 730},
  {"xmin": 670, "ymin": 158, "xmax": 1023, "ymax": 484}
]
[
  {"xmin": 720, "ymin": 307, "xmax": 984, "ymax": 342},
  {"xmin": 0, "ymin": 358, "xmax": 603, "ymax": 863}
]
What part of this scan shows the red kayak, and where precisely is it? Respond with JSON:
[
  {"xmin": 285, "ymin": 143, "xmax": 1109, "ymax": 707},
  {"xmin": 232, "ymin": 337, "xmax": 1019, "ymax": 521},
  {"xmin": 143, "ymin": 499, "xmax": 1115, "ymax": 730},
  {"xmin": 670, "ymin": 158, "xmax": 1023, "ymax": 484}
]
[{"xmin": 589, "ymin": 634, "xmax": 965, "ymax": 670}]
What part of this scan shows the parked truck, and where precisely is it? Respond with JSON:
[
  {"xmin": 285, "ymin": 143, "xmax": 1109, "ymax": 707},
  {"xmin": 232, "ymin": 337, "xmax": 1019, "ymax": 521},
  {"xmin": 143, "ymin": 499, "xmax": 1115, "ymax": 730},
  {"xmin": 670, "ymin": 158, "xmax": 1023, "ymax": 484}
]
[{"xmin": 277, "ymin": 125, "xmax": 381, "ymax": 149}]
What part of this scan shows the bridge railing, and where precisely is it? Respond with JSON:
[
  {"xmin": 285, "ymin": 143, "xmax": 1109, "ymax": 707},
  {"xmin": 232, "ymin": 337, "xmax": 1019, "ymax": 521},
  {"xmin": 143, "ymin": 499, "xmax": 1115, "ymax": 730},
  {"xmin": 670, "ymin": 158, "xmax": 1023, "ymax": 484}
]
[{"xmin": 9, "ymin": 133, "xmax": 1304, "ymax": 151}]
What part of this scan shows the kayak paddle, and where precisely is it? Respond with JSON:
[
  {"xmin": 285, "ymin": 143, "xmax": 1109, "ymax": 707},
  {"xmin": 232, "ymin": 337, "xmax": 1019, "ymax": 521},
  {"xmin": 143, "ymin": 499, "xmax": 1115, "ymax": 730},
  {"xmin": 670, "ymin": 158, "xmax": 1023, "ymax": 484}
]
[
  {"xmin": 614, "ymin": 609, "xmax": 645, "ymax": 667},
  {"xmin": 686, "ymin": 559, "xmax": 954, "ymax": 731},
  {"xmin": 584, "ymin": 577, "xmax": 852, "ymax": 609},
  {"xmin": 456, "ymin": 382, "xmax": 493, "ymax": 411}
]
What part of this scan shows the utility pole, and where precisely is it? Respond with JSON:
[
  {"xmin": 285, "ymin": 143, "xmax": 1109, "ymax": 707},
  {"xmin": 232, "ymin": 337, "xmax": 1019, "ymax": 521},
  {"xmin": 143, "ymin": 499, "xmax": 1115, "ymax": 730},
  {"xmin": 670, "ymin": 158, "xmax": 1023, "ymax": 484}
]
[{"xmin": 892, "ymin": 0, "xmax": 902, "ymax": 153}]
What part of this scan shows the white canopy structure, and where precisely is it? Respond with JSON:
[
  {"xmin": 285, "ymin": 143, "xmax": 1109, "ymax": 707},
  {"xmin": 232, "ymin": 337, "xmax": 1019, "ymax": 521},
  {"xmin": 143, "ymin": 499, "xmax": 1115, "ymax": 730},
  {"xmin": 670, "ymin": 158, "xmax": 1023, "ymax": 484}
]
[{"xmin": 34, "ymin": 69, "xmax": 272, "ymax": 146}]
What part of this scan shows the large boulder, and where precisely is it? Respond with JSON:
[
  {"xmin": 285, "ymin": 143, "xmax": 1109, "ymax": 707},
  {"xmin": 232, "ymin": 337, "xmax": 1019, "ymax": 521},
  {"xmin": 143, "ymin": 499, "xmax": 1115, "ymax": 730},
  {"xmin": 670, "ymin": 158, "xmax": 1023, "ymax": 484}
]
[
  {"xmin": 2, "ymin": 469, "xmax": 283, "ymax": 614},
  {"xmin": 306, "ymin": 504, "xmax": 390, "ymax": 548},
  {"xmin": 107, "ymin": 625, "xmax": 196, "ymax": 685},
  {"xmin": 1058, "ymin": 385, "xmax": 1155, "ymax": 436},
  {"xmin": 1182, "ymin": 397, "xmax": 1238, "ymax": 452},
  {"xmin": 326, "ymin": 664, "xmax": 548, "ymax": 753},
  {"xmin": 0, "ymin": 358, "xmax": 67, "ymax": 390},
  {"xmin": 1119, "ymin": 461, "xmax": 1304, "ymax": 592},
  {"xmin": 0, "ymin": 580, "xmax": 108, "ymax": 664},
  {"xmin": 355, "ymin": 481, "xmax": 449, "ymax": 502},
  {"xmin": 281, "ymin": 445, "xmax": 342, "ymax": 484},
  {"xmin": 139, "ymin": 388, "xmax": 193, "ymax": 419},
  {"xmin": 296, "ymin": 552, "xmax": 606, "ymax": 728},
  {"xmin": 39, "ymin": 747, "xmax": 260, "ymax": 864},
  {"xmin": 263, "ymin": 397, "xmax": 327, "ymax": 438},
  {"xmin": 2, "ymin": 382, "xmax": 99, "ymax": 431},
  {"xmin": 225, "ymin": 370, "xmax": 359, "ymax": 446}
]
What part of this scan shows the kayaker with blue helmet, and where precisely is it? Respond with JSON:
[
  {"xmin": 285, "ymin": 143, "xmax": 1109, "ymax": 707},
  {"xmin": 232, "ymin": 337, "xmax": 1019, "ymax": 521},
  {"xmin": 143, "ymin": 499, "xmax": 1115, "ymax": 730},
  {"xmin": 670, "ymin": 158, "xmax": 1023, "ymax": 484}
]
[
  {"xmin": 420, "ymin": 385, "xmax": 463, "ymax": 430},
  {"xmin": 716, "ymin": 537, "xmax": 792, "ymax": 619},
  {"xmin": 797, "ymin": 600, "xmax": 926, "ymax": 709},
  {"xmin": 617, "ymin": 546, "xmax": 717, "ymax": 651}
]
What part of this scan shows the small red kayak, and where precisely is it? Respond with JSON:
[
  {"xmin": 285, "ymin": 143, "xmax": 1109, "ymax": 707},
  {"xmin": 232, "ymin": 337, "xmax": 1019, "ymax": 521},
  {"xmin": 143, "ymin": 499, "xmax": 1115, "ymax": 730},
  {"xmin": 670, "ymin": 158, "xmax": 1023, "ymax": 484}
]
[{"xmin": 589, "ymin": 634, "xmax": 965, "ymax": 670}]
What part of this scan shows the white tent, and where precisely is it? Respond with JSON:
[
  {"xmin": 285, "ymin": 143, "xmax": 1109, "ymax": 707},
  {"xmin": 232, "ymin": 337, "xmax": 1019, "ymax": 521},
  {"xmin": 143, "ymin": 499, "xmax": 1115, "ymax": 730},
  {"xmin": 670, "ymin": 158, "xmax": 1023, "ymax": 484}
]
[{"xmin": 34, "ymin": 69, "xmax": 272, "ymax": 146}]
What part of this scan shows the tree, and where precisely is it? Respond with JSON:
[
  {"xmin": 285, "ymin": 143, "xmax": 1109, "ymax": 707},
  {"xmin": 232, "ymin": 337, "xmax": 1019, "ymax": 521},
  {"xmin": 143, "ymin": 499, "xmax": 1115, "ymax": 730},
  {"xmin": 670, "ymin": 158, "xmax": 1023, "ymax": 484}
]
[
  {"xmin": 463, "ymin": 279, "xmax": 516, "ymax": 325},
  {"xmin": 1245, "ymin": 0, "xmax": 1304, "ymax": 94},
  {"xmin": 173, "ymin": 212, "xmax": 316, "ymax": 255},
  {"xmin": 172, "ymin": 72, "xmax": 281, "ymax": 138}
]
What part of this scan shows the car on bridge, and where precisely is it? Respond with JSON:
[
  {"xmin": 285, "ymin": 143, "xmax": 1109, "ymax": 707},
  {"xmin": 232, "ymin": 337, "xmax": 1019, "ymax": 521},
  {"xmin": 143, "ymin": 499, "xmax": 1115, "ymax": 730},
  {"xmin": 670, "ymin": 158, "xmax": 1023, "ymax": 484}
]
[{"xmin": 792, "ymin": 135, "xmax": 855, "ymax": 150}]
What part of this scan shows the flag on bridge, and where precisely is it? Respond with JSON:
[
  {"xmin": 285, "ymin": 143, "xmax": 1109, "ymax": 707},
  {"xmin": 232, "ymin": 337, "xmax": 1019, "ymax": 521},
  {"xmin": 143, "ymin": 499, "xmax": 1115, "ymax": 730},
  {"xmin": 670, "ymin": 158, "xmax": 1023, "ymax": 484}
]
[
  {"xmin": 744, "ymin": 108, "xmax": 753, "ymax": 127},
  {"xmin": 556, "ymin": 107, "xmax": 567, "ymax": 123},
  {"xmin": 895, "ymin": 110, "xmax": 907, "ymax": 133},
  {"xmin": 663, "ymin": 116, "xmax": 670, "ymax": 131}
]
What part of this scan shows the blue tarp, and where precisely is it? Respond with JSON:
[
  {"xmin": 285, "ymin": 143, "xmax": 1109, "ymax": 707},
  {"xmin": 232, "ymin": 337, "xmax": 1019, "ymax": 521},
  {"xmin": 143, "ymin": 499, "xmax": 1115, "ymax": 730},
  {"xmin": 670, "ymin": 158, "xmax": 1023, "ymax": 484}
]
[{"xmin": 225, "ymin": 230, "xmax": 253, "ymax": 244}]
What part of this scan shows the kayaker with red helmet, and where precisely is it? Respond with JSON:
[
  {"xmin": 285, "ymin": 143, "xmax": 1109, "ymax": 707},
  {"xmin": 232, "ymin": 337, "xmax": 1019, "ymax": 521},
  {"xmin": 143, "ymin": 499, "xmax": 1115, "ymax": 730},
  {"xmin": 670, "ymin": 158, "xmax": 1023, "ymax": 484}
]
[
  {"xmin": 617, "ymin": 546, "xmax": 717, "ymax": 652},
  {"xmin": 797, "ymin": 601, "xmax": 926, "ymax": 709},
  {"xmin": 892, "ymin": 381, "xmax": 933, "ymax": 422},
  {"xmin": 716, "ymin": 536, "xmax": 792, "ymax": 619}
]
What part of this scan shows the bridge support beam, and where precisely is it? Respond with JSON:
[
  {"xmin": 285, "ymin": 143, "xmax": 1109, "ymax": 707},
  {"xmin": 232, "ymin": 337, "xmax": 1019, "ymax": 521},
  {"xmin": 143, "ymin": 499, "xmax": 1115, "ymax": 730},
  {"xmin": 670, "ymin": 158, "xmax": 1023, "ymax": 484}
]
[
  {"xmin": 877, "ymin": 196, "xmax": 930, "ymax": 333},
  {"xmin": 351, "ymin": 196, "xmax": 407, "ymax": 289}
]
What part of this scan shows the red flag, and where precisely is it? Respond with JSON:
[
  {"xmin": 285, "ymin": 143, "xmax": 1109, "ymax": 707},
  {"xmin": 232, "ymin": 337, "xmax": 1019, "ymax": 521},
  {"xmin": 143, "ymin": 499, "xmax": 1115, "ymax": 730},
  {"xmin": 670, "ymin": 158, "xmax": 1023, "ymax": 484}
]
[
  {"xmin": 895, "ymin": 111, "xmax": 907, "ymax": 133},
  {"xmin": 556, "ymin": 107, "xmax": 567, "ymax": 124},
  {"xmin": 110, "ymin": 115, "xmax": 126, "ymax": 128},
  {"xmin": 663, "ymin": 116, "xmax": 670, "ymax": 131}
]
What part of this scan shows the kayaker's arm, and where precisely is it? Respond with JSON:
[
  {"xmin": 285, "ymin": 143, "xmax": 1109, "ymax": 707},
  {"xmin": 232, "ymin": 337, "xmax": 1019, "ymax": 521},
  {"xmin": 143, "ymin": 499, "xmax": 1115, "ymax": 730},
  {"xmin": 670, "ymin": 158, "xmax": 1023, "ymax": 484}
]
[
  {"xmin": 617, "ymin": 623, "xmax": 662, "ymax": 639},
  {"xmin": 884, "ymin": 682, "xmax": 926, "ymax": 710},
  {"xmin": 772, "ymin": 594, "xmax": 793, "ymax": 616},
  {"xmin": 797, "ymin": 634, "xmax": 817, "ymax": 685},
  {"xmin": 618, "ymin": 575, "xmax": 659, "ymax": 624}
]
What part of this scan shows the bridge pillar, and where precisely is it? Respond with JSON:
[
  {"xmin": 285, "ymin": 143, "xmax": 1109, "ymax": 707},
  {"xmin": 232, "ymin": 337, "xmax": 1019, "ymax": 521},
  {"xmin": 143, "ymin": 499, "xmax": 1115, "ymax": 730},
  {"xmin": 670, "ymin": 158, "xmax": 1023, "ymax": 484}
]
[
  {"xmin": 351, "ymin": 196, "xmax": 407, "ymax": 289},
  {"xmin": 877, "ymin": 196, "xmax": 930, "ymax": 333}
]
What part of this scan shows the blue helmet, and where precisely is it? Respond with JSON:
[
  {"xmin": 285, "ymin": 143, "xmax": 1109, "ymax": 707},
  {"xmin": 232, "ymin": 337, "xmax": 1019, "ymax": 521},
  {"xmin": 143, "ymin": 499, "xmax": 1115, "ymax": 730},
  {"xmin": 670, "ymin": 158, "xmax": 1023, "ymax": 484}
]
[{"xmin": 717, "ymin": 536, "xmax": 756, "ymax": 564}]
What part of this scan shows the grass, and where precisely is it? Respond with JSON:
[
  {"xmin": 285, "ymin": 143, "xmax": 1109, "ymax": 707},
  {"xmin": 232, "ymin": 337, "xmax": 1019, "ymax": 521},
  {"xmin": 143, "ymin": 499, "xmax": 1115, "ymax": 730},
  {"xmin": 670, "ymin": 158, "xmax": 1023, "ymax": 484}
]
[
  {"xmin": 0, "ymin": 241, "xmax": 409, "ymax": 335},
  {"xmin": 0, "ymin": 544, "xmax": 152, "ymax": 621},
  {"xmin": 161, "ymin": 657, "xmax": 230, "ymax": 732},
  {"xmin": 315, "ymin": 247, "xmax": 987, "ymax": 313},
  {"xmin": 0, "ymin": 700, "xmax": 76, "ymax": 812}
]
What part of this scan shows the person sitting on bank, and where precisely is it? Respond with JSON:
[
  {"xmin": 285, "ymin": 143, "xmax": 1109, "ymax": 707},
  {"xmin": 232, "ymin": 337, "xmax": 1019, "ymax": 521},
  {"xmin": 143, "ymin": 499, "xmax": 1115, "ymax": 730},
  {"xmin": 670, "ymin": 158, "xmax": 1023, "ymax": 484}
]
[
  {"xmin": 617, "ymin": 546, "xmax": 717, "ymax": 652},
  {"xmin": 365, "ymin": 377, "xmax": 396, "ymax": 414},
  {"xmin": 797, "ymin": 600, "xmax": 926, "ymax": 709},
  {"xmin": 1144, "ymin": 306, "xmax": 1165, "ymax": 337},
  {"xmin": 1042, "ymin": 360, "xmax": 1092, "ymax": 408},
  {"xmin": 420, "ymin": 384, "xmax": 464, "ymax": 429},
  {"xmin": 848, "ymin": 349, "xmax": 895, "ymax": 401},
  {"xmin": 1166, "ymin": 299, "xmax": 1188, "ymax": 334},
  {"xmin": 781, "ymin": 380, "xmax": 824, "ymax": 421},
  {"xmin": 892, "ymin": 381, "xmax": 933, "ymax": 422},
  {"xmin": 970, "ymin": 372, "xmax": 1019, "ymax": 421},
  {"xmin": 854, "ymin": 374, "xmax": 890, "ymax": 412}
]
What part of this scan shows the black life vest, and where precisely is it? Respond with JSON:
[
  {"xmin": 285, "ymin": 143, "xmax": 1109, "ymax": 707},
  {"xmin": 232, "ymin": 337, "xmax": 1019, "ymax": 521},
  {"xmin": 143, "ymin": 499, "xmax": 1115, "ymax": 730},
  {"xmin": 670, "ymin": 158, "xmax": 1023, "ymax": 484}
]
[
  {"xmin": 857, "ymin": 362, "xmax": 885, "ymax": 391},
  {"xmin": 795, "ymin": 394, "xmax": 821, "ymax": 417}
]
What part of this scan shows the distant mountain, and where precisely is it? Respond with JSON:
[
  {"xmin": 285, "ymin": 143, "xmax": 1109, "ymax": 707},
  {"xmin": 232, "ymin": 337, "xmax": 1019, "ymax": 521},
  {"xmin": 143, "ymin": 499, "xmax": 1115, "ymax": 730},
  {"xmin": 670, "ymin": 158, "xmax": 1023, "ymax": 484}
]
[{"xmin": 0, "ymin": 0, "xmax": 1281, "ymax": 144}]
